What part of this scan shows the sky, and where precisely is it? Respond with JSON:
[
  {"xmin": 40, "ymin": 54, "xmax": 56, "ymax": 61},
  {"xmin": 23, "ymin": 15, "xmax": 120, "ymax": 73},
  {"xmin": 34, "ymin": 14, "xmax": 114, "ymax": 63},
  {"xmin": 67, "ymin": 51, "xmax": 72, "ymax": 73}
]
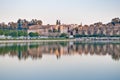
[{"xmin": 0, "ymin": 0, "xmax": 120, "ymax": 25}]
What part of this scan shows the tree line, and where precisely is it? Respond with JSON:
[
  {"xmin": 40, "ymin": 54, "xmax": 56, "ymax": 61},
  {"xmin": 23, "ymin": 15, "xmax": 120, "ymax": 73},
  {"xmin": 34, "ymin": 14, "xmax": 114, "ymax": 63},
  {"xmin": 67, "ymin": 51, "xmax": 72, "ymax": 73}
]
[
  {"xmin": 0, "ymin": 19, "xmax": 42, "ymax": 30},
  {"xmin": 0, "ymin": 29, "xmax": 40, "ymax": 37}
]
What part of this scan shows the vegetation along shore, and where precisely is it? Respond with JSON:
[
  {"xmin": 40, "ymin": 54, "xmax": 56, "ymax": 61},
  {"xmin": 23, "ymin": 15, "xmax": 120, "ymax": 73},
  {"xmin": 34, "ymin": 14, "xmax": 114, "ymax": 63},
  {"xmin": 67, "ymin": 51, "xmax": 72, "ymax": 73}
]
[{"xmin": 0, "ymin": 18, "xmax": 120, "ymax": 41}]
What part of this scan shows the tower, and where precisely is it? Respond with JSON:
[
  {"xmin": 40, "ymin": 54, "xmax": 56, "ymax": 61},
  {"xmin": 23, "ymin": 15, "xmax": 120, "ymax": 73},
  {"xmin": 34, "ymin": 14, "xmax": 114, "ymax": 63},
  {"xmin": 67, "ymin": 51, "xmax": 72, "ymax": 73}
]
[{"xmin": 56, "ymin": 20, "xmax": 61, "ymax": 25}]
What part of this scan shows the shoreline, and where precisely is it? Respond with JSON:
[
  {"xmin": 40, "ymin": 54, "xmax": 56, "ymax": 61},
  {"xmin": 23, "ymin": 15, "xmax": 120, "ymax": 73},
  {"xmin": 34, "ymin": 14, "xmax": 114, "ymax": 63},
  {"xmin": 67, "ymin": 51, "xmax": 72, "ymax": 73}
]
[
  {"xmin": 0, "ymin": 39, "xmax": 120, "ymax": 43},
  {"xmin": 0, "ymin": 39, "xmax": 75, "ymax": 43}
]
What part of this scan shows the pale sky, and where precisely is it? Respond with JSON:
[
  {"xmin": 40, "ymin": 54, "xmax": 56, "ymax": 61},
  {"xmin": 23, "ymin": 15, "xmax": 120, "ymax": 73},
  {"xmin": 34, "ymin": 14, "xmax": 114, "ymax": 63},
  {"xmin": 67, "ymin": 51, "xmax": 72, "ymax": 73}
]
[{"xmin": 0, "ymin": 0, "xmax": 120, "ymax": 25}]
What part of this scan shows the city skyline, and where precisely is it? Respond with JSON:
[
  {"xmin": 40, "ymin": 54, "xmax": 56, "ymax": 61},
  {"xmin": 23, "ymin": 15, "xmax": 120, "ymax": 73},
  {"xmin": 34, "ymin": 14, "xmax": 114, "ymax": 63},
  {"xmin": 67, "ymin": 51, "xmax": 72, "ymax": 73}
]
[{"xmin": 0, "ymin": 0, "xmax": 120, "ymax": 25}]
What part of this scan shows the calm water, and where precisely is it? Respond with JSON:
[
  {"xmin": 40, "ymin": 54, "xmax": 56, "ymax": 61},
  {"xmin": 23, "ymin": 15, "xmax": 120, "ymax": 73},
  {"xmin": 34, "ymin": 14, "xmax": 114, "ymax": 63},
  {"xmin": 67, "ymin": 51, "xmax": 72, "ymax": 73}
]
[{"xmin": 0, "ymin": 42, "xmax": 120, "ymax": 80}]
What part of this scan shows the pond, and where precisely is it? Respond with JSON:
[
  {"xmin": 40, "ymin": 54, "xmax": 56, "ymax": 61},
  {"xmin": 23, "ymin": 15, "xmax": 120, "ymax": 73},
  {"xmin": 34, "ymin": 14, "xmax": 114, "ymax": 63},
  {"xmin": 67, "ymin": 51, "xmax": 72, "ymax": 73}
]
[{"xmin": 0, "ymin": 42, "xmax": 120, "ymax": 80}]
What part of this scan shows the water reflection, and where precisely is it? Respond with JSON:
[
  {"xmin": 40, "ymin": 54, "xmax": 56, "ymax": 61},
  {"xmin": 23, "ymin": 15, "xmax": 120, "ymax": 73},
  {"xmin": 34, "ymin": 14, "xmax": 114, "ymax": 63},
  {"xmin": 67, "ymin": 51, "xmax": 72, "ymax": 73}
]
[{"xmin": 0, "ymin": 42, "xmax": 120, "ymax": 60}]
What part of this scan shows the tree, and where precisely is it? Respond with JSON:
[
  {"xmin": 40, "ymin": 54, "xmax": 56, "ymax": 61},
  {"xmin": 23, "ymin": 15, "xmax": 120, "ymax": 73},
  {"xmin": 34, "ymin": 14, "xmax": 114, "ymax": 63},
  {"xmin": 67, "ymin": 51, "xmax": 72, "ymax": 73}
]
[
  {"xmin": 56, "ymin": 20, "xmax": 61, "ymax": 25},
  {"xmin": 29, "ymin": 32, "xmax": 39, "ymax": 37},
  {"xmin": 75, "ymin": 27, "xmax": 78, "ymax": 33},
  {"xmin": 0, "ymin": 22, "xmax": 7, "ymax": 29},
  {"xmin": 0, "ymin": 30, "xmax": 3, "ymax": 35},
  {"xmin": 22, "ymin": 19, "xmax": 29, "ymax": 29},
  {"xmin": 56, "ymin": 20, "xmax": 59, "ymax": 25},
  {"xmin": 8, "ymin": 22, "xmax": 17, "ymax": 29},
  {"xmin": 111, "ymin": 18, "xmax": 120, "ymax": 24},
  {"xmin": 18, "ymin": 30, "xmax": 27, "ymax": 37},
  {"xmin": 74, "ymin": 34, "xmax": 81, "ymax": 38},
  {"xmin": 9, "ymin": 31, "xmax": 18, "ymax": 37},
  {"xmin": 48, "ymin": 29, "xmax": 52, "ymax": 32},
  {"xmin": 37, "ymin": 20, "xmax": 42, "ymax": 25},
  {"xmin": 58, "ymin": 20, "xmax": 61, "ymax": 25},
  {"xmin": 4, "ymin": 30, "xmax": 10, "ymax": 36},
  {"xmin": 59, "ymin": 33, "xmax": 68, "ymax": 38},
  {"xmin": 17, "ymin": 19, "xmax": 23, "ymax": 30},
  {"xmin": 23, "ymin": 31, "xmax": 28, "ymax": 36},
  {"xmin": 53, "ymin": 28, "xmax": 58, "ymax": 32}
]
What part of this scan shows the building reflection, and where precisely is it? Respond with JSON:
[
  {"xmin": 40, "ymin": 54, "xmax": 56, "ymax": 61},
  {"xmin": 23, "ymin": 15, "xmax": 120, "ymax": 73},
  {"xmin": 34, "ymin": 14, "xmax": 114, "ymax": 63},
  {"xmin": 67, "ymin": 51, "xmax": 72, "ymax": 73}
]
[{"xmin": 0, "ymin": 42, "xmax": 120, "ymax": 60}]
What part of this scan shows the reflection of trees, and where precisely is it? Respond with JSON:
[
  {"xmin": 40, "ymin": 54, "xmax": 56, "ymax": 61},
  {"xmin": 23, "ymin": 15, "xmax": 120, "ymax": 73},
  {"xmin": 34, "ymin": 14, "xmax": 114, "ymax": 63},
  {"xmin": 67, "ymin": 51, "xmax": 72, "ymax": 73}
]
[{"xmin": 0, "ymin": 42, "xmax": 120, "ymax": 61}]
